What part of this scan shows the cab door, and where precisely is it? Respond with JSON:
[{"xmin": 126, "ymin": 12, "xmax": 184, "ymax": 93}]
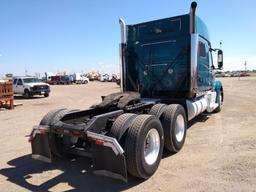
[
  {"xmin": 13, "ymin": 79, "xmax": 18, "ymax": 94},
  {"xmin": 197, "ymin": 38, "xmax": 213, "ymax": 92},
  {"xmin": 15, "ymin": 78, "xmax": 24, "ymax": 94}
]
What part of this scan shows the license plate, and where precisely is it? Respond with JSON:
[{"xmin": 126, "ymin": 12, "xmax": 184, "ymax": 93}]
[{"xmin": 41, "ymin": 91, "xmax": 45, "ymax": 94}]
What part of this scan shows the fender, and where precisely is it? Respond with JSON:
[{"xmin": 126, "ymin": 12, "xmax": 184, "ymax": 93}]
[
  {"xmin": 213, "ymin": 79, "xmax": 224, "ymax": 102},
  {"xmin": 114, "ymin": 114, "xmax": 137, "ymax": 141}
]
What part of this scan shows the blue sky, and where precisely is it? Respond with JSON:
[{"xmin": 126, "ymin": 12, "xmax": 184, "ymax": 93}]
[{"xmin": 0, "ymin": 0, "xmax": 256, "ymax": 77}]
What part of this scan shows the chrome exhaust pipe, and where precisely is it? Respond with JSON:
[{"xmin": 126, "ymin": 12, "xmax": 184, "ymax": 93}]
[
  {"xmin": 119, "ymin": 18, "xmax": 126, "ymax": 92},
  {"xmin": 189, "ymin": 1, "xmax": 198, "ymax": 98},
  {"xmin": 119, "ymin": 18, "xmax": 126, "ymax": 43},
  {"xmin": 189, "ymin": 1, "xmax": 197, "ymax": 34}
]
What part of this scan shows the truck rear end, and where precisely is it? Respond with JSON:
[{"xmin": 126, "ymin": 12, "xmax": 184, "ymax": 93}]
[
  {"xmin": 30, "ymin": 109, "xmax": 127, "ymax": 178},
  {"xmin": 29, "ymin": 1, "xmax": 224, "ymax": 182},
  {"xmin": 30, "ymin": 94, "xmax": 154, "ymax": 182}
]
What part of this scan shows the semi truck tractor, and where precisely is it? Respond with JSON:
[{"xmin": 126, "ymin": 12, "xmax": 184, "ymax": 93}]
[
  {"xmin": 29, "ymin": 2, "xmax": 224, "ymax": 182},
  {"xmin": 72, "ymin": 73, "xmax": 90, "ymax": 84}
]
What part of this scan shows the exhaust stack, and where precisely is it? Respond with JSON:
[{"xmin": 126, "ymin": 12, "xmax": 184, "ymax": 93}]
[
  {"xmin": 119, "ymin": 18, "xmax": 126, "ymax": 43},
  {"xmin": 190, "ymin": 1, "xmax": 197, "ymax": 33},
  {"xmin": 189, "ymin": 1, "xmax": 198, "ymax": 98},
  {"xmin": 119, "ymin": 18, "xmax": 126, "ymax": 92}
]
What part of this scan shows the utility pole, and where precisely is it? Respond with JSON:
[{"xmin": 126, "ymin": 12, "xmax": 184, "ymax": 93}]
[{"xmin": 244, "ymin": 61, "xmax": 247, "ymax": 74}]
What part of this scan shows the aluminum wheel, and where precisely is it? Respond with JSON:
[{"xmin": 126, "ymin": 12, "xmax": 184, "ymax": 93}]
[
  {"xmin": 175, "ymin": 115, "xmax": 185, "ymax": 142},
  {"xmin": 144, "ymin": 128, "xmax": 160, "ymax": 165}
]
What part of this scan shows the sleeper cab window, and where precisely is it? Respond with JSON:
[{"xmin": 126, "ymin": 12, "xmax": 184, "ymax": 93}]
[{"xmin": 199, "ymin": 41, "xmax": 206, "ymax": 58}]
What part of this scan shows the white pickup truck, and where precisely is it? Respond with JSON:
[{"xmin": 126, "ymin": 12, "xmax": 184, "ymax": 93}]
[{"xmin": 13, "ymin": 76, "xmax": 50, "ymax": 98}]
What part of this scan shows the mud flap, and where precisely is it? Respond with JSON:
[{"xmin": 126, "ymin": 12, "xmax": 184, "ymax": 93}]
[
  {"xmin": 31, "ymin": 134, "xmax": 52, "ymax": 163},
  {"xmin": 92, "ymin": 143, "xmax": 127, "ymax": 182}
]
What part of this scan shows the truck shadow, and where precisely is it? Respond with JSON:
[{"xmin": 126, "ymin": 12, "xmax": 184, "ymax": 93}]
[
  {"xmin": 0, "ymin": 154, "xmax": 141, "ymax": 192},
  {"xmin": 187, "ymin": 113, "xmax": 210, "ymax": 129},
  {"xmin": 162, "ymin": 113, "xmax": 210, "ymax": 158}
]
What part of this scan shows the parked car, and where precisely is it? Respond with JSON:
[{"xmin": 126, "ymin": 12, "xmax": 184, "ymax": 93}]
[{"xmin": 13, "ymin": 76, "xmax": 50, "ymax": 98}]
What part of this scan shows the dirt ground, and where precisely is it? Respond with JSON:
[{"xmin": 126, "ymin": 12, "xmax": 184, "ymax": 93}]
[{"xmin": 0, "ymin": 77, "xmax": 255, "ymax": 192}]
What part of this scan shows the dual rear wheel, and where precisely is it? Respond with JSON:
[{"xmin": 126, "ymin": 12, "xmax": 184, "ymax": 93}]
[
  {"xmin": 110, "ymin": 104, "xmax": 187, "ymax": 179},
  {"xmin": 149, "ymin": 103, "xmax": 187, "ymax": 152},
  {"xmin": 124, "ymin": 115, "xmax": 164, "ymax": 179},
  {"xmin": 110, "ymin": 113, "xmax": 164, "ymax": 179},
  {"xmin": 41, "ymin": 104, "xmax": 187, "ymax": 179}
]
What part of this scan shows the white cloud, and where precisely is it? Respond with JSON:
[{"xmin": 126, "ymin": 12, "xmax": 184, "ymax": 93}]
[{"xmin": 223, "ymin": 56, "xmax": 256, "ymax": 71}]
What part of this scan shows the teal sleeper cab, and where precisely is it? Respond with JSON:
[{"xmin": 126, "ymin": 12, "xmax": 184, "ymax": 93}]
[{"xmin": 123, "ymin": 13, "xmax": 216, "ymax": 99}]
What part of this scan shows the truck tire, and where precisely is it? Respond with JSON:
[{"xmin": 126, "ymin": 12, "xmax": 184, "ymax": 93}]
[
  {"xmin": 44, "ymin": 93, "xmax": 49, "ymax": 97},
  {"xmin": 40, "ymin": 108, "xmax": 67, "ymax": 126},
  {"xmin": 110, "ymin": 113, "xmax": 137, "ymax": 143},
  {"xmin": 50, "ymin": 109, "xmax": 79, "ymax": 158},
  {"xmin": 24, "ymin": 89, "xmax": 31, "ymax": 99},
  {"xmin": 125, "ymin": 115, "xmax": 164, "ymax": 179},
  {"xmin": 149, "ymin": 104, "xmax": 167, "ymax": 119},
  {"xmin": 39, "ymin": 109, "xmax": 69, "ymax": 158},
  {"xmin": 51, "ymin": 109, "xmax": 70, "ymax": 124},
  {"xmin": 162, "ymin": 104, "xmax": 187, "ymax": 153}
]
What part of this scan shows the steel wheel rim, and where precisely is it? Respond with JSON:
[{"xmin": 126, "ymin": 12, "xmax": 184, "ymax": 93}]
[
  {"xmin": 144, "ymin": 128, "xmax": 160, "ymax": 165},
  {"xmin": 175, "ymin": 115, "xmax": 185, "ymax": 142}
]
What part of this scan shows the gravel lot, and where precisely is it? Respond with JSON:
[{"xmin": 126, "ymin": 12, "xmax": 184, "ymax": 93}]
[{"xmin": 0, "ymin": 78, "xmax": 256, "ymax": 192}]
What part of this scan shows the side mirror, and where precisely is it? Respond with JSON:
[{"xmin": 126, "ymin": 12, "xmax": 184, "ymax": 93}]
[{"xmin": 217, "ymin": 50, "xmax": 223, "ymax": 69}]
